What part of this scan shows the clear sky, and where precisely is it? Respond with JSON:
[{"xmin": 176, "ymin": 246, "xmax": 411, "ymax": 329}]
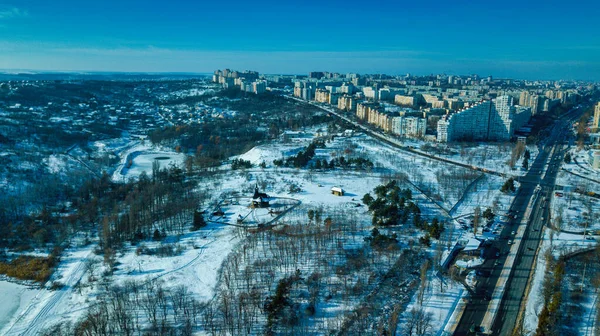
[{"xmin": 0, "ymin": 0, "xmax": 599, "ymax": 80}]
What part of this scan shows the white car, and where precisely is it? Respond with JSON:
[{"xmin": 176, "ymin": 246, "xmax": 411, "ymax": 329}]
[{"xmin": 511, "ymin": 231, "xmax": 516, "ymax": 235}]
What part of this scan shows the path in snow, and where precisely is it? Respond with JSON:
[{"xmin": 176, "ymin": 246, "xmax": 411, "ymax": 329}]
[{"xmin": 2, "ymin": 248, "xmax": 93, "ymax": 336}]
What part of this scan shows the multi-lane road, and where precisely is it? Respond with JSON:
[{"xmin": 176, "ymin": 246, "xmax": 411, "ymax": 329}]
[
  {"xmin": 289, "ymin": 94, "xmax": 590, "ymax": 335},
  {"xmin": 455, "ymin": 107, "xmax": 585, "ymax": 335}
]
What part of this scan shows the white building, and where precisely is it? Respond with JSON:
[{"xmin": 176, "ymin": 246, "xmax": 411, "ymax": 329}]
[
  {"xmin": 593, "ymin": 102, "xmax": 600, "ymax": 130},
  {"xmin": 436, "ymin": 95, "xmax": 531, "ymax": 142},
  {"xmin": 392, "ymin": 116, "xmax": 427, "ymax": 138}
]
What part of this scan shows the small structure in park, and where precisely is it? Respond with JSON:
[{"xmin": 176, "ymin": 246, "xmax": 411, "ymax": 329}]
[
  {"xmin": 251, "ymin": 185, "xmax": 270, "ymax": 208},
  {"xmin": 331, "ymin": 186, "xmax": 344, "ymax": 196}
]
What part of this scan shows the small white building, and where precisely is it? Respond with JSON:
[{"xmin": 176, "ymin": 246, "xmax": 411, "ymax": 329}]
[{"xmin": 331, "ymin": 187, "xmax": 344, "ymax": 196}]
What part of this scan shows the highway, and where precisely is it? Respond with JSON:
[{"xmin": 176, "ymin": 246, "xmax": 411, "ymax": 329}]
[
  {"xmin": 288, "ymin": 94, "xmax": 589, "ymax": 335},
  {"xmin": 454, "ymin": 106, "xmax": 585, "ymax": 335}
]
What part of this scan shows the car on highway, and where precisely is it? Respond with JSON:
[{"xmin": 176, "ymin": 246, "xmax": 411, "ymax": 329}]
[
  {"xmin": 508, "ymin": 240, "xmax": 513, "ymax": 245},
  {"xmin": 511, "ymin": 231, "xmax": 516, "ymax": 235}
]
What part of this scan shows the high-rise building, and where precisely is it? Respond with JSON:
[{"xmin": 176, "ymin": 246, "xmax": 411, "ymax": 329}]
[
  {"xmin": 338, "ymin": 95, "xmax": 356, "ymax": 112},
  {"xmin": 315, "ymin": 89, "xmax": 330, "ymax": 103},
  {"xmin": 593, "ymin": 102, "xmax": 600, "ymax": 131},
  {"xmin": 394, "ymin": 95, "xmax": 417, "ymax": 107},
  {"xmin": 436, "ymin": 95, "xmax": 531, "ymax": 142},
  {"xmin": 391, "ymin": 117, "xmax": 427, "ymax": 138}
]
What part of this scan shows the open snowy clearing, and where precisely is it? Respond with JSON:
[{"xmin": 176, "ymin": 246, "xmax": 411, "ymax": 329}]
[
  {"xmin": 112, "ymin": 143, "xmax": 185, "ymax": 181},
  {"xmin": 0, "ymin": 281, "xmax": 38, "ymax": 332}
]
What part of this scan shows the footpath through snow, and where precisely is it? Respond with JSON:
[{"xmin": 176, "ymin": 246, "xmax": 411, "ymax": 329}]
[{"xmin": 1, "ymin": 246, "xmax": 94, "ymax": 336}]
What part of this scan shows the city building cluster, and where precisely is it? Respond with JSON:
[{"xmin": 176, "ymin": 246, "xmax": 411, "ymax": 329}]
[
  {"xmin": 213, "ymin": 69, "xmax": 267, "ymax": 94},
  {"xmin": 290, "ymin": 72, "xmax": 587, "ymax": 142},
  {"xmin": 210, "ymin": 69, "xmax": 588, "ymax": 143}
]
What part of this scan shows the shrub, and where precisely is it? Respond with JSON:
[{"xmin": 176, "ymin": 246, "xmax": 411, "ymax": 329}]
[
  {"xmin": 50, "ymin": 281, "xmax": 65, "ymax": 290},
  {"xmin": 0, "ymin": 256, "xmax": 54, "ymax": 283}
]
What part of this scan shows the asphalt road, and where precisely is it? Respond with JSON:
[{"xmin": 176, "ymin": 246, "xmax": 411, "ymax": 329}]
[{"xmin": 454, "ymin": 107, "xmax": 584, "ymax": 335}]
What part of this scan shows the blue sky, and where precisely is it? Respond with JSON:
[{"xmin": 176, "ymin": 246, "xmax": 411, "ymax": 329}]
[{"xmin": 0, "ymin": 0, "xmax": 599, "ymax": 80}]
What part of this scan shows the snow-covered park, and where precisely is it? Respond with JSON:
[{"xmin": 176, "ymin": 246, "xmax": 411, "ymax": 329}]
[{"xmin": 0, "ymin": 125, "xmax": 542, "ymax": 335}]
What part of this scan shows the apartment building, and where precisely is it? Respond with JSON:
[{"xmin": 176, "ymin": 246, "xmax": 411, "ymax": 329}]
[
  {"xmin": 391, "ymin": 116, "xmax": 427, "ymax": 138},
  {"xmin": 436, "ymin": 95, "xmax": 531, "ymax": 142},
  {"xmin": 338, "ymin": 95, "xmax": 356, "ymax": 112},
  {"xmin": 593, "ymin": 102, "xmax": 600, "ymax": 131}
]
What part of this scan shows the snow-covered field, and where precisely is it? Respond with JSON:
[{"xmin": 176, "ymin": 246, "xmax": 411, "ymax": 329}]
[
  {"xmin": 563, "ymin": 148, "xmax": 600, "ymax": 182},
  {"xmin": 398, "ymin": 275, "xmax": 466, "ymax": 335},
  {"xmin": 0, "ymin": 125, "xmax": 536, "ymax": 334},
  {"xmin": 419, "ymin": 142, "xmax": 539, "ymax": 177},
  {"xmin": 0, "ymin": 282, "xmax": 37, "ymax": 331},
  {"xmin": 112, "ymin": 223, "xmax": 238, "ymax": 303},
  {"xmin": 112, "ymin": 143, "xmax": 185, "ymax": 181}
]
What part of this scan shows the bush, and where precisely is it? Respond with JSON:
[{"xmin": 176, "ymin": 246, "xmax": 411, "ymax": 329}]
[
  {"xmin": 501, "ymin": 177, "xmax": 516, "ymax": 193},
  {"xmin": 419, "ymin": 234, "xmax": 432, "ymax": 247},
  {"xmin": 152, "ymin": 229, "xmax": 163, "ymax": 241},
  {"xmin": 191, "ymin": 210, "xmax": 207, "ymax": 231},
  {"xmin": 0, "ymin": 256, "xmax": 54, "ymax": 283},
  {"xmin": 136, "ymin": 244, "xmax": 185, "ymax": 257},
  {"xmin": 50, "ymin": 281, "xmax": 65, "ymax": 290},
  {"xmin": 231, "ymin": 158, "xmax": 253, "ymax": 170},
  {"xmin": 364, "ymin": 228, "xmax": 398, "ymax": 249}
]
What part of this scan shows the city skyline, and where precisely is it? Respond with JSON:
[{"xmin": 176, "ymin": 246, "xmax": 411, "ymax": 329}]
[{"xmin": 1, "ymin": 0, "xmax": 599, "ymax": 80}]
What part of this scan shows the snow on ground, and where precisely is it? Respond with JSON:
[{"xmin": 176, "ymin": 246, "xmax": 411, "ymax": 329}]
[
  {"xmin": 398, "ymin": 274, "xmax": 466, "ymax": 335},
  {"xmin": 563, "ymin": 147, "xmax": 600, "ymax": 181},
  {"xmin": 417, "ymin": 142, "xmax": 539, "ymax": 177},
  {"xmin": 231, "ymin": 133, "xmax": 525, "ymax": 334},
  {"xmin": 523, "ymin": 241, "xmax": 547, "ymax": 334},
  {"xmin": 523, "ymin": 225, "xmax": 598, "ymax": 335},
  {"xmin": 550, "ymin": 191, "xmax": 600, "ymax": 232},
  {"xmin": 2, "ymin": 126, "xmax": 526, "ymax": 334},
  {"xmin": 91, "ymin": 134, "xmax": 138, "ymax": 156},
  {"xmin": 122, "ymin": 152, "xmax": 185, "ymax": 177},
  {"xmin": 112, "ymin": 223, "xmax": 238, "ymax": 302},
  {"xmin": 449, "ymin": 174, "xmax": 514, "ymax": 221},
  {"xmin": 0, "ymin": 281, "xmax": 37, "ymax": 332},
  {"xmin": 112, "ymin": 143, "xmax": 185, "ymax": 181},
  {"xmin": 43, "ymin": 154, "xmax": 67, "ymax": 174},
  {"xmin": 1, "ymin": 242, "xmax": 96, "ymax": 336}
]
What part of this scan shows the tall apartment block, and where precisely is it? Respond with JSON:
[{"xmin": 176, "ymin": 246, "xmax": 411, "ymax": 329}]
[
  {"xmin": 593, "ymin": 102, "xmax": 600, "ymax": 131},
  {"xmin": 436, "ymin": 95, "xmax": 531, "ymax": 142}
]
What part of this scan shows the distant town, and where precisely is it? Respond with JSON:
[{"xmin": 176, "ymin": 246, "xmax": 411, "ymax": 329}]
[
  {"xmin": 214, "ymin": 69, "xmax": 591, "ymax": 142},
  {"xmin": 0, "ymin": 70, "xmax": 599, "ymax": 336}
]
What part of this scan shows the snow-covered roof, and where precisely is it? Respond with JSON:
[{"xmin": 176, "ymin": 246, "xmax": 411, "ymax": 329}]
[
  {"xmin": 331, "ymin": 187, "xmax": 343, "ymax": 193},
  {"xmin": 463, "ymin": 237, "xmax": 482, "ymax": 252}
]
